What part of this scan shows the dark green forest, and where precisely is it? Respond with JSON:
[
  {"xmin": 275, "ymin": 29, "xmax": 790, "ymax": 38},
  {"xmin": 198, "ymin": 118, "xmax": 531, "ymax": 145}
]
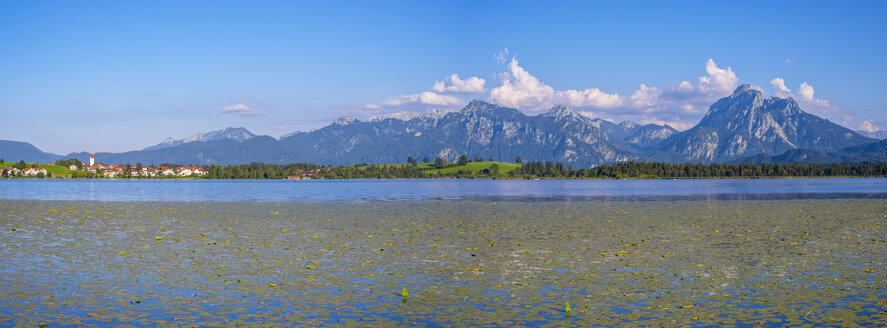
[{"xmin": 200, "ymin": 161, "xmax": 887, "ymax": 179}]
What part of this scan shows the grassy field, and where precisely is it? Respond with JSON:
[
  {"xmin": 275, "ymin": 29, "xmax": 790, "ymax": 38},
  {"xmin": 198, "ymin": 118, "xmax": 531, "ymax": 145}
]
[
  {"xmin": 358, "ymin": 161, "xmax": 521, "ymax": 175},
  {"xmin": 356, "ymin": 161, "xmax": 521, "ymax": 175},
  {"xmin": 35, "ymin": 164, "xmax": 72, "ymax": 177},
  {"xmin": 425, "ymin": 161, "xmax": 521, "ymax": 174},
  {"xmin": 0, "ymin": 163, "xmax": 72, "ymax": 177}
]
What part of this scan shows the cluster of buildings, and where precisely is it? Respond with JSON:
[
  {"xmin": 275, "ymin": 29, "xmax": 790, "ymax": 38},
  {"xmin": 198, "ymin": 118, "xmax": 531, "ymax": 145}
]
[
  {"xmin": 1, "ymin": 167, "xmax": 47, "ymax": 177},
  {"xmin": 75, "ymin": 155, "xmax": 207, "ymax": 178},
  {"xmin": 286, "ymin": 169, "xmax": 318, "ymax": 180}
]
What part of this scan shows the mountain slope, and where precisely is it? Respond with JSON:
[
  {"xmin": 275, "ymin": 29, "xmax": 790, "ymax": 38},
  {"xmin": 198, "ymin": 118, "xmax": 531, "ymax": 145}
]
[
  {"xmin": 858, "ymin": 130, "xmax": 887, "ymax": 140},
  {"xmin": 279, "ymin": 100, "xmax": 643, "ymax": 167},
  {"xmin": 830, "ymin": 139, "xmax": 887, "ymax": 163},
  {"xmin": 0, "ymin": 140, "xmax": 60, "ymax": 163},
  {"xmin": 144, "ymin": 127, "xmax": 256, "ymax": 151},
  {"xmin": 68, "ymin": 136, "xmax": 299, "ymax": 166},
  {"xmin": 648, "ymin": 85, "xmax": 874, "ymax": 163}
]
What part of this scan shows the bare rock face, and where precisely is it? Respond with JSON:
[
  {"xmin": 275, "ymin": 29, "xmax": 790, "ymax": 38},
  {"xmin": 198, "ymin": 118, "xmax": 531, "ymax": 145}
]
[
  {"xmin": 647, "ymin": 85, "xmax": 874, "ymax": 163},
  {"xmin": 144, "ymin": 127, "xmax": 257, "ymax": 151}
]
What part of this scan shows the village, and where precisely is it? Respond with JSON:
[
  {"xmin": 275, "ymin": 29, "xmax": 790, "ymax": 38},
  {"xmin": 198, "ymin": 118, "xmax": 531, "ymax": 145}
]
[{"xmin": 1, "ymin": 155, "xmax": 207, "ymax": 178}]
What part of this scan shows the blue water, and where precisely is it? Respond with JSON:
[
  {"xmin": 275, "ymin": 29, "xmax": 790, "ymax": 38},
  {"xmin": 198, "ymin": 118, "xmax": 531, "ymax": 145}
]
[{"xmin": 2, "ymin": 178, "xmax": 885, "ymax": 202}]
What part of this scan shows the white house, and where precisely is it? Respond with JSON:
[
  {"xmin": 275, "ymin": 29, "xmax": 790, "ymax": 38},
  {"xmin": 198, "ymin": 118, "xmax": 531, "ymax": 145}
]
[
  {"xmin": 2, "ymin": 167, "xmax": 21, "ymax": 176},
  {"xmin": 68, "ymin": 165, "xmax": 78, "ymax": 170},
  {"xmin": 175, "ymin": 167, "xmax": 193, "ymax": 176},
  {"xmin": 103, "ymin": 169, "xmax": 124, "ymax": 178},
  {"xmin": 22, "ymin": 168, "xmax": 48, "ymax": 176}
]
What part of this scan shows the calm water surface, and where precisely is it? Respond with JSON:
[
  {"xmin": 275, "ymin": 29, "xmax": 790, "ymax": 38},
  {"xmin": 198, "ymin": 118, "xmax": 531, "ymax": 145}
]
[{"xmin": 1, "ymin": 178, "xmax": 886, "ymax": 202}]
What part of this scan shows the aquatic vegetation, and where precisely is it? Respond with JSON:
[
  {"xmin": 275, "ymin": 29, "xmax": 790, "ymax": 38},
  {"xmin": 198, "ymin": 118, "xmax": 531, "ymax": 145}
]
[{"xmin": 0, "ymin": 199, "xmax": 884, "ymax": 327}]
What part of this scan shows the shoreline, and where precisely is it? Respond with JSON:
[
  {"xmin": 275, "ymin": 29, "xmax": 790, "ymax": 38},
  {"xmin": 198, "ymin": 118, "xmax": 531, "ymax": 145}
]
[{"xmin": 2, "ymin": 174, "xmax": 886, "ymax": 181}]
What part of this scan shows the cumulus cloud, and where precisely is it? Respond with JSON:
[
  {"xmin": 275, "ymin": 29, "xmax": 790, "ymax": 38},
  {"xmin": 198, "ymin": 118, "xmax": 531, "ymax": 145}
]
[
  {"xmin": 485, "ymin": 57, "xmax": 745, "ymax": 129},
  {"xmin": 768, "ymin": 78, "xmax": 838, "ymax": 118},
  {"xmin": 858, "ymin": 120, "xmax": 879, "ymax": 133},
  {"xmin": 798, "ymin": 82, "xmax": 820, "ymax": 103},
  {"xmin": 697, "ymin": 59, "xmax": 739, "ymax": 94},
  {"xmin": 365, "ymin": 91, "xmax": 465, "ymax": 111},
  {"xmin": 770, "ymin": 78, "xmax": 792, "ymax": 98},
  {"xmin": 353, "ymin": 54, "xmax": 864, "ymax": 133},
  {"xmin": 489, "ymin": 57, "xmax": 622, "ymax": 112},
  {"xmin": 604, "ymin": 58, "xmax": 739, "ymax": 127},
  {"xmin": 432, "ymin": 74, "xmax": 486, "ymax": 94},
  {"xmin": 630, "ymin": 84, "xmax": 661, "ymax": 107},
  {"xmin": 221, "ymin": 103, "xmax": 265, "ymax": 116}
]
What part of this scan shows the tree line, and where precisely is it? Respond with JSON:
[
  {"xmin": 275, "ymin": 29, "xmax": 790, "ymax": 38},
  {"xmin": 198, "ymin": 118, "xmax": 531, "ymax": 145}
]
[
  {"xmin": 201, "ymin": 161, "xmax": 887, "ymax": 179},
  {"xmin": 509, "ymin": 161, "xmax": 887, "ymax": 179},
  {"xmin": 6, "ymin": 157, "xmax": 886, "ymax": 179}
]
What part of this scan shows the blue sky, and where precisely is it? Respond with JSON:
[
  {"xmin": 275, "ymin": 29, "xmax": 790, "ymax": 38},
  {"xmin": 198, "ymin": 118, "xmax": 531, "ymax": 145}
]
[{"xmin": 1, "ymin": 1, "xmax": 885, "ymax": 154}]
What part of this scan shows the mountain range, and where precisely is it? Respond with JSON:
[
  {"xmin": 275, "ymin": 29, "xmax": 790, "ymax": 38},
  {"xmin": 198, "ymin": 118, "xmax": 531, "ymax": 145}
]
[
  {"xmin": 142, "ymin": 127, "xmax": 256, "ymax": 151},
  {"xmin": 1, "ymin": 85, "xmax": 882, "ymax": 166}
]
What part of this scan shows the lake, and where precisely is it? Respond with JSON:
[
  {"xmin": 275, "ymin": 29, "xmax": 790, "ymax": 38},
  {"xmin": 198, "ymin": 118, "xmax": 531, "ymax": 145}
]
[
  {"xmin": 1, "ymin": 178, "xmax": 885, "ymax": 327},
  {"xmin": 2, "ymin": 177, "xmax": 887, "ymax": 202}
]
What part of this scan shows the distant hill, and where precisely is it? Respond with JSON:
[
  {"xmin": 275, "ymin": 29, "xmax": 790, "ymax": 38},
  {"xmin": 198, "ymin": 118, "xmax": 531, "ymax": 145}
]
[
  {"xmin": 858, "ymin": 130, "xmax": 887, "ymax": 140},
  {"xmin": 0, "ymin": 140, "xmax": 60, "ymax": 163},
  {"xmin": 66, "ymin": 136, "xmax": 299, "ymax": 166},
  {"xmin": 735, "ymin": 139, "xmax": 887, "ymax": 164}
]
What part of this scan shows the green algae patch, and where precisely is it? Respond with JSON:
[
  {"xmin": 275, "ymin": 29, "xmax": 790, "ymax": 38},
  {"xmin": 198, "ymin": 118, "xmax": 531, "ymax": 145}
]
[{"xmin": 0, "ymin": 199, "xmax": 884, "ymax": 327}]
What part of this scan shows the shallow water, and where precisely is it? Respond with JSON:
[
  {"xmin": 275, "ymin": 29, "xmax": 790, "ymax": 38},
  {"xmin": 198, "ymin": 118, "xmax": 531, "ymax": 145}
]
[
  {"xmin": 1, "ymin": 199, "xmax": 884, "ymax": 327},
  {"xmin": 2, "ymin": 178, "xmax": 886, "ymax": 202}
]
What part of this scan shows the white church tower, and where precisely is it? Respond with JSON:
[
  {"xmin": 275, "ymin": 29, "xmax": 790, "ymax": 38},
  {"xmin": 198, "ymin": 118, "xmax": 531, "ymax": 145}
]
[{"xmin": 89, "ymin": 155, "xmax": 94, "ymax": 166}]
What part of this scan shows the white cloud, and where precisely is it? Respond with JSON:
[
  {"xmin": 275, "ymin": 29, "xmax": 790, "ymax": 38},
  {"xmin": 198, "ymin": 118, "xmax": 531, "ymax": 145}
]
[
  {"xmin": 366, "ymin": 91, "xmax": 464, "ymax": 110},
  {"xmin": 630, "ymin": 84, "xmax": 661, "ymax": 107},
  {"xmin": 770, "ymin": 78, "xmax": 792, "ymax": 98},
  {"xmin": 785, "ymin": 58, "xmax": 792, "ymax": 64},
  {"xmin": 697, "ymin": 58, "xmax": 739, "ymax": 94},
  {"xmin": 794, "ymin": 81, "xmax": 835, "ymax": 115},
  {"xmin": 485, "ymin": 57, "xmax": 746, "ymax": 129},
  {"xmin": 559, "ymin": 88, "xmax": 622, "ymax": 108},
  {"xmin": 859, "ymin": 120, "xmax": 879, "ymax": 133},
  {"xmin": 221, "ymin": 103, "xmax": 265, "ymax": 116},
  {"xmin": 432, "ymin": 74, "xmax": 486, "ymax": 94},
  {"xmin": 637, "ymin": 118, "xmax": 694, "ymax": 131},
  {"xmin": 798, "ymin": 82, "xmax": 817, "ymax": 102},
  {"xmin": 767, "ymin": 78, "xmax": 852, "ymax": 123},
  {"xmin": 605, "ymin": 59, "xmax": 739, "ymax": 128},
  {"xmin": 488, "ymin": 57, "xmax": 622, "ymax": 112},
  {"xmin": 494, "ymin": 48, "xmax": 510, "ymax": 64}
]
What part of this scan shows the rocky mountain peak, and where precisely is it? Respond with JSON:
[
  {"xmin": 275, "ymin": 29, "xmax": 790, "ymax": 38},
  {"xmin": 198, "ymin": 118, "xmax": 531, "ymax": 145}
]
[
  {"xmin": 209, "ymin": 127, "xmax": 256, "ymax": 141},
  {"xmin": 731, "ymin": 84, "xmax": 764, "ymax": 97},
  {"xmin": 462, "ymin": 100, "xmax": 498, "ymax": 113},
  {"xmin": 143, "ymin": 127, "xmax": 256, "ymax": 151},
  {"xmin": 764, "ymin": 96, "xmax": 803, "ymax": 117},
  {"xmin": 651, "ymin": 84, "xmax": 873, "ymax": 163},
  {"xmin": 704, "ymin": 84, "xmax": 765, "ymax": 118},
  {"xmin": 619, "ymin": 120, "xmax": 639, "ymax": 130},
  {"xmin": 543, "ymin": 105, "xmax": 583, "ymax": 121},
  {"xmin": 333, "ymin": 116, "xmax": 359, "ymax": 126}
]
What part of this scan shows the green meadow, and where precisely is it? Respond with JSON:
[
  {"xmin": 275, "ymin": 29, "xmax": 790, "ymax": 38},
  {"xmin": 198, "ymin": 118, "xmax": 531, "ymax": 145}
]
[{"xmin": 0, "ymin": 162, "xmax": 72, "ymax": 178}]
